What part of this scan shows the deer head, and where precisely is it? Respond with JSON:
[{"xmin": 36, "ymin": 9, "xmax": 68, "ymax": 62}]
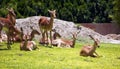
[
  {"xmin": 48, "ymin": 10, "xmax": 56, "ymax": 18},
  {"xmin": 6, "ymin": 8, "xmax": 16, "ymax": 17},
  {"xmin": 89, "ymin": 35, "xmax": 100, "ymax": 48},
  {"xmin": 30, "ymin": 26, "xmax": 40, "ymax": 35},
  {"xmin": 71, "ymin": 31, "xmax": 80, "ymax": 40},
  {"xmin": 70, "ymin": 31, "xmax": 80, "ymax": 48}
]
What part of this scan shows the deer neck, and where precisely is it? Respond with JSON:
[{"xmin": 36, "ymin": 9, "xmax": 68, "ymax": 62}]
[
  {"xmin": 7, "ymin": 14, "xmax": 16, "ymax": 25},
  {"xmin": 22, "ymin": 40, "xmax": 28, "ymax": 49},
  {"xmin": 49, "ymin": 16, "xmax": 54, "ymax": 29},
  {"xmin": 30, "ymin": 32, "xmax": 34, "ymax": 41},
  {"xmin": 71, "ymin": 38, "xmax": 76, "ymax": 48},
  {"xmin": 93, "ymin": 42, "xmax": 97, "ymax": 49}
]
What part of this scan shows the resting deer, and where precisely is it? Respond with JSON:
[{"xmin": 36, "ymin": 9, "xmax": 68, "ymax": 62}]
[
  {"xmin": 39, "ymin": 10, "xmax": 56, "ymax": 46},
  {"xmin": 52, "ymin": 31, "xmax": 80, "ymax": 48},
  {"xmin": 80, "ymin": 35, "xmax": 100, "ymax": 57},
  {"xmin": 0, "ymin": 8, "xmax": 17, "ymax": 49},
  {"xmin": 13, "ymin": 27, "xmax": 40, "ymax": 42},
  {"xmin": 20, "ymin": 28, "xmax": 38, "ymax": 51},
  {"xmin": 0, "ymin": 33, "xmax": 7, "ymax": 42},
  {"xmin": 20, "ymin": 35, "xmax": 37, "ymax": 51},
  {"xmin": 28, "ymin": 27, "xmax": 40, "ymax": 41},
  {"xmin": 39, "ymin": 29, "xmax": 61, "ymax": 46}
]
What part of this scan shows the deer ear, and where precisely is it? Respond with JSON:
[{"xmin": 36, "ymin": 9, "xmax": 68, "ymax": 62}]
[
  {"xmin": 10, "ymin": 8, "xmax": 13, "ymax": 11},
  {"xmin": 54, "ymin": 10, "xmax": 56, "ymax": 12},
  {"xmin": 6, "ymin": 8, "xmax": 9, "ymax": 10},
  {"xmin": 95, "ymin": 38, "xmax": 100, "ymax": 43},
  {"xmin": 89, "ymin": 35, "xmax": 95, "ymax": 40},
  {"xmin": 52, "ymin": 29, "xmax": 56, "ymax": 32},
  {"xmin": 77, "ymin": 31, "xmax": 80, "ymax": 34},
  {"xmin": 48, "ymin": 10, "xmax": 51, "ymax": 12}
]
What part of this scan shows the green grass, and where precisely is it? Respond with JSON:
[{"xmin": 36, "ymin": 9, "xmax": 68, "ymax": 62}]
[{"xmin": 0, "ymin": 42, "xmax": 120, "ymax": 69}]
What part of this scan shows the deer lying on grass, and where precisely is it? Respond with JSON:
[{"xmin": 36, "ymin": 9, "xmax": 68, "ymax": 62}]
[
  {"xmin": 39, "ymin": 10, "xmax": 56, "ymax": 46},
  {"xmin": 14, "ymin": 27, "xmax": 40, "ymax": 42},
  {"xmin": 20, "ymin": 35, "xmax": 37, "ymax": 51},
  {"xmin": 80, "ymin": 35, "xmax": 100, "ymax": 57},
  {"xmin": 28, "ymin": 27, "xmax": 40, "ymax": 41},
  {"xmin": 39, "ymin": 29, "xmax": 61, "ymax": 46},
  {"xmin": 0, "ymin": 33, "xmax": 7, "ymax": 42},
  {"xmin": 52, "ymin": 31, "xmax": 80, "ymax": 48},
  {"xmin": 20, "ymin": 27, "xmax": 39, "ymax": 51}
]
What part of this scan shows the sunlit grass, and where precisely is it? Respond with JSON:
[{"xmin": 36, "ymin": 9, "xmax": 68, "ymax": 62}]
[{"xmin": 0, "ymin": 42, "xmax": 120, "ymax": 69}]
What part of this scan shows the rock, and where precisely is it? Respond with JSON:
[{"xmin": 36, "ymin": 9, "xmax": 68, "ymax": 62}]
[
  {"xmin": 105, "ymin": 34, "xmax": 120, "ymax": 40},
  {"xmin": 15, "ymin": 16, "xmax": 120, "ymax": 44}
]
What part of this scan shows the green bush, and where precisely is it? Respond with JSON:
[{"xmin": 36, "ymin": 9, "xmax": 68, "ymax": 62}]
[{"xmin": 0, "ymin": 0, "xmax": 113, "ymax": 23}]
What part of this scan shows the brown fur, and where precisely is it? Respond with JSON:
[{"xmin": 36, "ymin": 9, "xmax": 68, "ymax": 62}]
[
  {"xmin": 39, "ymin": 29, "xmax": 61, "ymax": 46},
  {"xmin": 20, "ymin": 28, "xmax": 38, "ymax": 51},
  {"xmin": 20, "ymin": 35, "xmax": 37, "ymax": 51},
  {"xmin": 52, "ymin": 31, "xmax": 80, "ymax": 48},
  {"xmin": 0, "ymin": 8, "xmax": 17, "ymax": 49},
  {"xmin": 39, "ymin": 10, "xmax": 56, "ymax": 46},
  {"xmin": 80, "ymin": 35, "xmax": 100, "ymax": 57},
  {"xmin": 13, "ymin": 27, "xmax": 40, "ymax": 42}
]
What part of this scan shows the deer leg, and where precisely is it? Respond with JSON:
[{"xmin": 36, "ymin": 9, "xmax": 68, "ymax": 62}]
[
  {"xmin": 94, "ymin": 51, "xmax": 99, "ymax": 57},
  {"xmin": 0, "ymin": 25, "xmax": 3, "ymax": 38},
  {"xmin": 42, "ymin": 31, "xmax": 45, "ymax": 45},
  {"xmin": 90, "ymin": 53, "xmax": 97, "ymax": 57},
  {"xmin": 7, "ymin": 32, "xmax": 11, "ymax": 49},
  {"xmin": 57, "ymin": 42, "xmax": 61, "ymax": 47},
  {"xmin": 50, "ymin": 31, "xmax": 52, "ymax": 46},
  {"xmin": 28, "ymin": 47, "xmax": 32, "ymax": 51},
  {"xmin": 11, "ymin": 32, "xmax": 14, "ymax": 44},
  {"xmin": 8, "ymin": 27, "xmax": 14, "ymax": 45},
  {"xmin": 46, "ymin": 31, "xmax": 49, "ymax": 46}
]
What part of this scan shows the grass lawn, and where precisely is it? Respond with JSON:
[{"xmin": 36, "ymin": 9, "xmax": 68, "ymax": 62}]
[{"xmin": 0, "ymin": 42, "xmax": 120, "ymax": 69}]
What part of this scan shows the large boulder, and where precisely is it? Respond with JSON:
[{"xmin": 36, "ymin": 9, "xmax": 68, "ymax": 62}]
[{"xmin": 15, "ymin": 16, "xmax": 120, "ymax": 44}]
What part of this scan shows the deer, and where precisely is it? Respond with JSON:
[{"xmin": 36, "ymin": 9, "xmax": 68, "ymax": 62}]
[
  {"xmin": 20, "ymin": 34, "xmax": 37, "ymax": 51},
  {"xmin": 52, "ymin": 31, "xmax": 80, "ymax": 48},
  {"xmin": 14, "ymin": 27, "xmax": 40, "ymax": 42},
  {"xmin": 0, "ymin": 33, "xmax": 7, "ymax": 42},
  {"xmin": 80, "ymin": 35, "xmax": 100, "ymax": 57},
  {"xmin": 0, "ymin": 8, "xmax": 17, "ymax": 49},
  {"xmin": 38, "ymin": 10, "xmax": 56, "ymax": 46},
  {"xmin": 39, "ymin": 29, "xmax": 61, "ymax": 46},
  {"xmin": 28, "ymin": 27, "xmax": 40, "ymax": 41},
  {"xmin": 20, "ymin": 27, "xmax": 38, "ymax": 51},
  {"xmin": 0, "ymin": 8, "xmax": 16, "ymax": 37}
]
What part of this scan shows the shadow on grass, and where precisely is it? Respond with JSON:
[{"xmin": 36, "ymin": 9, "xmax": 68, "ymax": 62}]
[
  {"xmin": 117, "ymin": 57, "xmax": 120, "ymax": 60},
  {"xmin": 38, "ymin": 44, "xmax": 54, "ymax": 48},
  {"xmin": 0, "ymin": 44, "xmax": 9, "ymax": 51},
  {"xmin": 0, "ymin": 48, "xmax": 8, "ymax": 51}
]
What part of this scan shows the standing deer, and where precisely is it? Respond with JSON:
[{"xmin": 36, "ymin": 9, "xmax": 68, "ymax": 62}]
[
  {"xmin": 52, "ymin": 31, "xmax": 80, "ymax": 48},
  {"xmin": 0, "ymin": 8, "xmax": 16, "ymax": 37},
  {"xmin": 0, "ymin": 8, "xmax": 17, "ymax": 49},
  {"xmin": 38, "ymin": 10, "xmax": 56, "ymax": 46},
  {"xmin": 80, "ymin": 35, "xmax": 100, "ymax": 57}
]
